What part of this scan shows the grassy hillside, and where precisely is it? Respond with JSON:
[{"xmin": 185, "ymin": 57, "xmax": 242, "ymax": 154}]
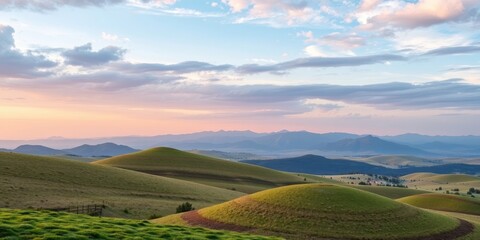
[
  {"xmin": 360, "ymin": 155, "xmax": 438, "ymax": 168},
  {"xmin": 402, "ymin": 173, "xmax": 480, "ymax": 193},
  {"xmin": 353, "ymin": 185, "xmax": 430, "ymax": 199},
  {"xmin": 156, "ymin": 183, "xmax": 478, "ymax": 239},
  {"xmin": 398, "ymin": 193, "xmax": 480, "ymax": 215},
  {"xmin": 0, "ymin": 208, "xmax": 278, "ymax": 240},
  {"xmin": 94, "ymin": 147, "xmax": 319, "ymax": 193},
  {"xmin": 0, "ymin": 152, "xmax": 242, "ymax": 219}
]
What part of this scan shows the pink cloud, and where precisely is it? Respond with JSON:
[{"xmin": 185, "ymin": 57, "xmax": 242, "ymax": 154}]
[{"xmin": 358, "ymin": 0, "xmax": 480, "ymax": 29}]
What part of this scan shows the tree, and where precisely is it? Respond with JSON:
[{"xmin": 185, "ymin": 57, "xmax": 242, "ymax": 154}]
[{"xmin": 176, "ymin": 202, "xmax": 195, "ymax": 213}]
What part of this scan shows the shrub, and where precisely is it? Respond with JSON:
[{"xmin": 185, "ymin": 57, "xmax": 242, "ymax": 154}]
[{"xmin": 176, "ymin": 202, "xmax": 195, "ymax": 213}]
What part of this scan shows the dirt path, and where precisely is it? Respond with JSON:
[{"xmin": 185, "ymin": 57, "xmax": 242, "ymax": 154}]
[
  {"xmin": 403, "ymin": 219, "xmax": 475, "ymax": 240},
  {"xmin": 181, "ymin": 210, "xmax": 254, "ymax": 232},
  {"xmin": 181, "ymin": 209, "xmax": 475, "ymax": 240}
]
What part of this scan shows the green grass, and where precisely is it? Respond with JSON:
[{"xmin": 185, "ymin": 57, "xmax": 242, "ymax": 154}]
[
  {"xmin": 160, "ymin": 183, "xmax": 470, "ymax": 239},
  {"xmin": 0, "ymin": 208, "xmax": 279, "ymax": 240},
  {"xmin": 402, "ymin": 173, "xmax": 480, "ymax": 194},
  {"xmin": 404, "ymin": 173, "xmax": 480, "ymax": 183},
  {"xmin": 357, "ymin": 155, "xmax": 436, "ymax": 168},
  {"xmin": 353, "ymin": 185, "xmax": 430, "ymax": 199},
  {"xmin": 94, "ymin": 147, "xmax": 325, "ymax": 193},
  {"xmin": 398, "ymin": 193, "xmax": 480, "ymax": 215},
  {"xmin": 0, "ymin": 152, "xmax": 243, "ymax": 219}
]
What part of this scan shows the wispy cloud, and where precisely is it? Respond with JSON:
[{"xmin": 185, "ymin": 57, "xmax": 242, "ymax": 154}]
[{"xmin": 236, "ymin": 54, "xmax": 406, "ymax": 74}]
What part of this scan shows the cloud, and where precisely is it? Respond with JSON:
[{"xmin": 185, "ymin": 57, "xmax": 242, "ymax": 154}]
[
  {"xmin": 62, "ymin": 43, "xmax": 126, "ymax": 67},
  {"xmin": 0, "ymin": 24, "xmax": 57, "ymax": 78},
  {"xmin": 236, "ymin": 54, "xmax": 406, "ymax": 74},
  {"xmin": 357, "ymin": 0, "xmax": 480, "ymax": 30},
  {"xmin": 208, "ymin": 79, "xmax": 480, "ymax": 110},
  {"xmin": 298, "ymin": 31, "xmax": 366, "ymax": 53},
  {"xmin": 222, "ymin": 0, "xmax": 324, "ymax": 26},
  {"xmin": 0, "ymin": 0, "xmax": 176, "ymax": 11},
  {"xmin": 422, "ymin": 45, "xmax": 480, "ymax": 56},
  {"xmin": 112, "ymin": 61, "xmax": 234, "ymax": 74}
]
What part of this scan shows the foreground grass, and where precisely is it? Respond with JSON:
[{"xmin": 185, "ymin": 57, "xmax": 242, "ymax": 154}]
[{"xmin": 0, "ymin": 208, "xmax": 279, "ymax": 240}]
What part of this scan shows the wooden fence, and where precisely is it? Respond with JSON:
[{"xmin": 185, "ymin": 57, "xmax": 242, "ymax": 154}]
[{"xmin": 45, "ymin": 204, "xmax": 104, "ymax": 216}]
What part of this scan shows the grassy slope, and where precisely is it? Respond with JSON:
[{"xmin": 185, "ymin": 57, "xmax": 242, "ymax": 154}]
[
  {"xmin": 94, "ymin": 147, "xmax": 321, "ymax": 193},
  {"xmin": 158, "ymin": 183, "xmax": 469, "ymax": 239},
  {"xmin": 398, "ymin": 193, "xmax": 480, "ymax": 215},
  {"xmin": 360, "ymin": 155, "xmax": 436, "ymax": 168},
  {"xmin": 402, "ymin": 173, "xmax": 480, "ymax": 193},
  {"xmin": 0, "ymin": 208, "xmax": 278, "ymax": 240},
  {"xmin": 353, "ymin": 185, "xmax": 430, "ymax": 199},
  {"xmin": 0, "ymin": 152, "xmax": 242, "ymax": 219}
]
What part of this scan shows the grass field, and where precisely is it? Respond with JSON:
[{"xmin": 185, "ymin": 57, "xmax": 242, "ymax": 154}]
[
  {"xmin": 0, "ymin": 152, "xmax": 243, "ymax": 219},
  {"xmin": 0, "ymin": 208, "xmax": 279, "ymax": 240},
  {"xmin": 353, "ymin": 185, "xmax": 430, "ymax": 199},
  {"xmin": 157, "ymin": 183, "xmax": 476, "ymax": 239},
  {"xmin": 398, "ymin": 193, "xmax": 480, "ymax": 215},
  {"xmin": 94, "ymin": 147, "xmax": 323, "ymax": 193},
  {"xmin": 402, "ymin": 173, "xmax": 480, "ymax": 194},
  {"xmin": 349, "ymin": 155, "xmax": 438, "ymax": 168}
]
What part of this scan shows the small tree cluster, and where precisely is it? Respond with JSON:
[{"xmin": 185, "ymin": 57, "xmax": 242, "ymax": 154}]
[{"xmin": 176, "ymin": 202, "xmax": 195, "ymax": 213}]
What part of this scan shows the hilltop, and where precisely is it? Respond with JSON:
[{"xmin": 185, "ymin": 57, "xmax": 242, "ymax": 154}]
[
  {"xmin": 94, "ymin": 147, "xmax": 319, "ymax": 193},
  {"xmin": 156, "ymin": 183, "xmax": 479, "ymax": 239},
  {"xmin": 0, "ymin": 152, "xmax": 242, "ymax": 219}
]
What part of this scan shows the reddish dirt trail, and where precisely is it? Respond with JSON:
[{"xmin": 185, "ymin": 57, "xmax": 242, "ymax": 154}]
[
  {"xmin": 181, "ymin": 209, "xmax": 475, "ymax": 240},
  {"xmin": 402, "ymin": 219, "xmax": 475, "ymax": 240}
]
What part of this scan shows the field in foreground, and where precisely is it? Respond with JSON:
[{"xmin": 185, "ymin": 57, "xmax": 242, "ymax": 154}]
[
  {"xmin": 94, "ymin": 147, "xmax": 320, "ymax": 193},
  {"xmin": 0, "ymin": 208, "xmax": 278, "ymax": 240},
  {"xmin": 0, "ymin": 152, "xmax": 242, "ymax": 219},
  {"xmin": 156, "ymin": 183, "xmax": 480, "ymax": 239}
]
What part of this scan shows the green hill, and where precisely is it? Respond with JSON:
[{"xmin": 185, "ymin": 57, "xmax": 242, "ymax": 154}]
[
  {"xmin": 94, "ymin": 147, "xmax": 320, "ymax": 193},
  {"xmin": 0, "ymin": 152, "xmax": 242, "ymax": 219},
  {"xmin": 404, "ymin": 173, "xmax": 480, "ymax": 183},
  {"xmin": 0, "ymin": 208, "xmax": 278, "ymax": 240},
  {"xmin": 398, "ymin": 193, "xmax": 480, "ymax": 215},
  {"xmin": 353, "ymin": 185, "xmax": 430, "ymax": 199},
  {"xmin": 156, "ymin": 183, "xmax": 479, "ymax": 239},
  {"xmin": 360, "ymin": 155, "xmax": 436, "ymax": 167}
]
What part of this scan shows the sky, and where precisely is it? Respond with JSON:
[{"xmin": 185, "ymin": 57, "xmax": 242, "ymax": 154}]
[{"xmin": 0, "ymin": 0, "xmax": 480, "ymax": 139}]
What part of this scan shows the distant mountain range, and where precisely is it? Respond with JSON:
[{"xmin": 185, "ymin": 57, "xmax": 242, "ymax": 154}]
[
  {"xmin": 1, "ymin": 130, "xmax": 480, "ymax": 157},
  {"xmin": 242, "ymin": 155, "xmax": 480, "ymax": 176},
  {"xmin": 0, "ymin": 143, "xmax": 138, "ymax": 157}
]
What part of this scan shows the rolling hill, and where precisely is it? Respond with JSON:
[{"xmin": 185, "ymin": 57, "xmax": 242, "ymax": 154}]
[
  {"xmin": 94, "ymin": 147, "xmax": 319, "ymax": 193},
  {"xmin": 155, "ymin": 183, "xmax": 479, "ymax": 239},
  {"xmin": 63, "ymin": 142, "xmax": 138, "ymax": 157},
  {"xmin": 243, "ymin": 155, "xmax": 480, "ymax": 176},
  {"xmin": 402, "ymin": 173, "xmax": 480, "ymax": 193},
  {"xmin": 352, "ymin": 185, "xmax": 430, "ymax": 199},
  {"xmin": 0, "ymin": 152, "xmax": 242, "ymax": 219},
  {"xmin": 13, "ymin": 145, "xmax": 67, "ymax": 156},
  {"xmin": 398, "ymin": 193, "xmax": 480, "ymax": 215},
  {"xmin": 358, "ymin": 155, "xmax": 440, "ymax": 168}
]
